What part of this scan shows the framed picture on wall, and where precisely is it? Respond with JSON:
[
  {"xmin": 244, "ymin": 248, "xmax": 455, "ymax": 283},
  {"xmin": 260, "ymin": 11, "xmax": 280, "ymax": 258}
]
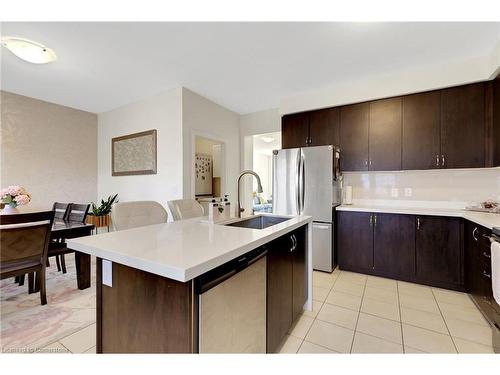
[{"xmin": 112, "ymin": 129, "xmax": 157, "ymax": 176}]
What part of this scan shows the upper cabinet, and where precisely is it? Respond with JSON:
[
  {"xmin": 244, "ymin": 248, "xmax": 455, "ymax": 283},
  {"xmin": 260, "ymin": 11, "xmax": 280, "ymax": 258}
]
[
  {"xmin": 402, "ymin": 91, "xmax": 441, "ymax": 170},
  {"xmin": 369, "ymin": 97, "xmax": 402, "ymax": 171},
  {"xmin": 281, "ymin": 112, "xmax": 309, "ymax": 149},
  {"xmin": 441, "ymin": 83, "xmax": 485, "ymax": 169},
  {"xmin": 282, "ymin": 80, "xmax": 494, "ymax": 171},
  {"xmin": 339, "ymin": 103, "xmax": 370, "ymax": 171}
]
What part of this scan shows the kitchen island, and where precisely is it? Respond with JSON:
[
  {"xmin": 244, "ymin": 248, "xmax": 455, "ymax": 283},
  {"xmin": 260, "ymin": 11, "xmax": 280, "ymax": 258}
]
[{"xmin": 67, "ymin": 214, "xmax": 312, "ymax": 353}]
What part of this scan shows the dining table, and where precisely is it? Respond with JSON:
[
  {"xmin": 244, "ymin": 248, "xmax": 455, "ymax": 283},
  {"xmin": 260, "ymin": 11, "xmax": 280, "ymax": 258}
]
[{"xmin": 50, "ymin": 219, "xmax": 94, "ymax": 290}]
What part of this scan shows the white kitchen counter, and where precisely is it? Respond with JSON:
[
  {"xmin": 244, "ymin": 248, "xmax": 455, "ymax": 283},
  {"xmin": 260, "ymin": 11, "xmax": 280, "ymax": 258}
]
[
  {"xmin": 67, "ymin": 214, "xmax": 312, "ymax": 282},
  {"xmin": 337, "ymin": 204, "xmax": 500, "ymax": 230}
]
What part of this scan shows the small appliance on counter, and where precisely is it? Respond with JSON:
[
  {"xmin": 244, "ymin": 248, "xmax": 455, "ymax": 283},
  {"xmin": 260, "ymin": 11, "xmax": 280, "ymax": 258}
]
[
  {"xmin": 343, "ymin": 185, "xmax": 353, "ymax": 205},
  {"xmin": 272, "ymin": 145, "xmax": 341, "ymax": 272},
  {"xmin": 465, "ymin": 200, "xmax": 500, "ymax": 214}
]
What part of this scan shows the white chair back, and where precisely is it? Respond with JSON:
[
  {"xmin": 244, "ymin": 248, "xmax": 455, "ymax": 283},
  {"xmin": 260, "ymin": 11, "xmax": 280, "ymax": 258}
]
[
  {"xmin": 111, "ymin": 201, "xmax": 168, "ymax": 231},
  {"xmin": 167, "ymin": 199, "xmax": 204, "ymax": 221}
]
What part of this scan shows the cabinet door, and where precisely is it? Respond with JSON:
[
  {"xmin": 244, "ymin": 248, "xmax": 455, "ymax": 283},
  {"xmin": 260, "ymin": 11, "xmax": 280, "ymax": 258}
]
[
  {"xmin": 402, "ymin": 91, "xmax": 441, "ymax": 170},
  {"xmin": 266, "ymin": 237, "xmax": 293, "ymax": 353},
  {"xmin": 281, "ymin": 113, "xmax": 309, "ymax": 149},
  {"xmin": 337, "ymin": 211, "xmax": 373, "ymax": 272},
  {"xmin": 369, "ymin": 97, "xmax": 402, "ymax": 171},
  {"xmin": 441, "ymin": 83, "xmax": 485, "ymax": 168},
  {"xmin": 493, "ymin": 77, "xmax": 500, "ymax": 167},
  {"xmin": 292, "ymin": 226, "xmax": 307, "ymax": 322},
  {"xmin": 373, "ymin": 213, "xmax": 415, "ymax": 280},
  {"xmin": 416, "ymin": 216, "xmax": 463, "ymax": 290},
  {"xmin": 340, "ymin": 103, "xmax": 370, "ymax": 171},
  {"xmin": 309, "ymin": 108, "xmax": 340, "ymax": 147}
]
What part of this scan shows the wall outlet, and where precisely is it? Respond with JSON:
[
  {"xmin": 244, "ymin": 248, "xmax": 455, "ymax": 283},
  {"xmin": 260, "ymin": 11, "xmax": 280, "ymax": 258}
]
[
  {"xmin": 391, "ymin": 188, "xmax": 399, "ymax": 198},
  {"xmin": 404, "ymin": 188, "xmax": 413, "ymax": 197}
]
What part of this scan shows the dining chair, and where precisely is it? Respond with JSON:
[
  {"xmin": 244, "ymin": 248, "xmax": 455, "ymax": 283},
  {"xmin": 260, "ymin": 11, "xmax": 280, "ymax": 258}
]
[
  {"xmin": 52, "ymin": 202, "xmax": 71, "ymax": 221},
  {"xmin": 167, "ymin": 199, "xmax": 205, "ymax": 221},
  {"xmin": 111, "ymin": 201, "xmax": 168, "ymax": 230},
  {"xmin": 48, "ymin": 203, "xmax": 90, "ymax": 273},
  {"xmin": 0, "ymin": 211, "xmax": 55, "ymax": 305}
]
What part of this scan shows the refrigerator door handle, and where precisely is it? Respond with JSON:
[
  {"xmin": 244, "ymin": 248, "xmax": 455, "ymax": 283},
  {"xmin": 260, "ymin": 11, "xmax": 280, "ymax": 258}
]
[
  {"xmin": 295, "ymin": 150, "xmax": 301, "ymax": 215},
  {"xmin": 300, "ymin": 152, "xmax": 305, "ymax": 214}
]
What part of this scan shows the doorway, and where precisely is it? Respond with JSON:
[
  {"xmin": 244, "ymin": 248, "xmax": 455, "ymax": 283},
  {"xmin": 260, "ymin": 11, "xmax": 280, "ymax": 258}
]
[{"xmin": 194, "ymin": 135, "xmax": 224, "ymax": 211}]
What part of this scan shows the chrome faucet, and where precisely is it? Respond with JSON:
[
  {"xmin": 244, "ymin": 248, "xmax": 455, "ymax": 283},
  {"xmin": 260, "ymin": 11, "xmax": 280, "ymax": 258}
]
[{"xmin": 236, "ymin": 170, "xmax": 263, "ymax": 218}]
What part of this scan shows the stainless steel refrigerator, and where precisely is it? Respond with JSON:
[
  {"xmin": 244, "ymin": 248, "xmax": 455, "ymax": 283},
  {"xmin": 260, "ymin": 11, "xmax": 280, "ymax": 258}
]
[{"xmin": 272, "ymin": 145, "xmax": 341, "ymax": 272}]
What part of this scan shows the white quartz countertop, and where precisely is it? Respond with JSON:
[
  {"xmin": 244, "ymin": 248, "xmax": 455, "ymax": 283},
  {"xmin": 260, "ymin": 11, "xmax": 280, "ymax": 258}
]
[
  {"xmin": 67, "ymin": 214, "xmax": 312, "ymax": 282},
  {"xmin": 337, "ymin": 204, "xmax": 500, "ymax": 230}
]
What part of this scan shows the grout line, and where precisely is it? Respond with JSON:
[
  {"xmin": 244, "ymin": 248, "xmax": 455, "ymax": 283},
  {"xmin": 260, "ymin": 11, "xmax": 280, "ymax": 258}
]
[
  {"xmin": 396, "ymin": 281, "xmax": 405, "ymax": 353},
  {"xmin": 431, "ymin": 287, "xmax": 459, "ymax": 353},
  {"xmin": 57, "ymin": 340, "xmax": 73, "ymax": 353},
  {"xmin": 348, "ymin": 274, "xmax": 367, "ymax": 353}
]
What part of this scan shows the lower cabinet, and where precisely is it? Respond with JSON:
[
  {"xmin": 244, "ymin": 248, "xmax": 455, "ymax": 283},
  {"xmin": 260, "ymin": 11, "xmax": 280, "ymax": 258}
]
[
  {"xmin": 266, "ymin": 225, "xmax": 307, "ymax": 353},
  {"xmin": 337, "ymin": 211, "xmax": 464, "ymax": 291}
]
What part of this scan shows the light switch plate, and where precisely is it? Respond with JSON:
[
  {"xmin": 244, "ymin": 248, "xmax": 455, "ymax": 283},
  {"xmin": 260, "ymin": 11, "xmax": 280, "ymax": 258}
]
[{"xmin": 102, "ymin": 259, "xmax": 113, "ymax": 287}]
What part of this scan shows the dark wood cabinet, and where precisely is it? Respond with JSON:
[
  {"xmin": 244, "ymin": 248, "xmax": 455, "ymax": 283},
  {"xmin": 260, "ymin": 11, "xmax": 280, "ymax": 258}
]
[
  {"xmin": 492, "ymin": 76, "xmax": 500, "ymax": 167},
  {"xmin": 339, "ymin": 103, "xmax": 370, "ymax": 171},
  {"xmin": 402, "ymin": 91, "xmax": 441, "ymax": 170},
  {"xmin": 281, "ymin": 113, "xmax": 309, "ymax": 149},
  {"xmin": 415, "ymin": 216, "xmax": 463, "ymax": 290},
  {"xmin": 309, "ymin": 107, "xmax": 340, "ymax": 147},
  {"xmin": 337, "ymin": 211, "xmax": 373, "ymax": 272},
  {"xmin": 441, "ymin": 83, "xmax": 485, "ymax": 168},
  {"xmin": 369, "ymin": 98, "xmax": 402, "ymax": 171},
  {"xmin": 266, "ymin": 225, "xmax": 307, "ymax": 353},
  {"xmin": 373, "ymin": 213, "xmax": 415, "ymax": 280}
]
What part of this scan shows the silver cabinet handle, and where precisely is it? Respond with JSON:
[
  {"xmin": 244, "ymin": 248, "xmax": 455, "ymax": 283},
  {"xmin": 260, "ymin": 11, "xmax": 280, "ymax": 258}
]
[
  {"xmin": 441, "ymin": 155, "xmax": 445, "ymax": 167},
  {"xmin": 483, "ymin": 270, "xmax": 491, "ymax": 279},
  {"xmin": 365, "ymin": 159, "xmax": 368, "ymax": 166},
  {"xmin": 369, "ymin": 214, "xmax": 373, "ymax": 226},
  {"xmin": 417, "ymin": 217, "xmax": 421, "ymax": 230},
  {"xmin": 483, "ymin": 251, "xmax": 491, "ymax": 259},
  {"xmin": 289, "ymin": 234, "xmax": 297, "ymax": 252},
  {"xmin": 472, "ymin": 227, "xmax": 478, "ymax": 241},
  {"xmin": 436, "ymin": 155, "xmax": 439, "ymax": 167},
  {"xmin": 373, "ymin": 214, "xmax": 377, "ymax": 226}
]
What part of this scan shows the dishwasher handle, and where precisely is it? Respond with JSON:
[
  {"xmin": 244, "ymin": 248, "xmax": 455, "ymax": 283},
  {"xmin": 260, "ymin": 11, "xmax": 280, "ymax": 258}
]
[{"xmin": 195, "ymin": 249, "xmax": 267, "ymax": 294}]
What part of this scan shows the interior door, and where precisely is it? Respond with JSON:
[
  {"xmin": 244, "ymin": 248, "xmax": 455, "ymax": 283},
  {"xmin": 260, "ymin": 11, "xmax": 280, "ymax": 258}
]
[
  {"xmin": 281, "ymin": 113, "xmax": 309, "ymax": 149},
  {"xmin": 272, "ymin": 148, "xmax": 300, "ymax": 216},
  {"xmin": 301, "ymin": 146, "xmax": 333, "ymax": 222}
]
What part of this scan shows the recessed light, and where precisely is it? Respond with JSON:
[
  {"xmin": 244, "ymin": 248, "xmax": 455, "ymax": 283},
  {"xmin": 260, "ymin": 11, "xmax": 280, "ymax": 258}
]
[
  {"xmin": 1, "ymin": 36, "xmax": 57, "ymax": 64},
  {"xmin": 261, "ymin": 136, "xmax": 275, "ymax": 143}
]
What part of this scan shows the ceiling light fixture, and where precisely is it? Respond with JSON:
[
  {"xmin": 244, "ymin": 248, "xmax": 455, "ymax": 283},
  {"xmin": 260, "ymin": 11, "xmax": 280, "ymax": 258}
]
[
  {"xmin": 261, "ymin": 136, "xmax": 275, "ymax": 143},
  {"xmin": 1, "ymin": 37, "xmax": 57, "ymax": 64}
]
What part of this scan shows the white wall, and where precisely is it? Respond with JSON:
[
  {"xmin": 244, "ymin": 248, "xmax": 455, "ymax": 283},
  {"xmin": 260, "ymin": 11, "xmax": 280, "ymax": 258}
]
[
  {"xmin": 182, "ymin": 88, "xmax": 240, "ymax": 203},
  {"xmin": 253, "ymin": 153, "xmax": 272, "ymax": 200},
  {"xmin": 97, "ymin": 88, "xmax": 183, "ymax": 210},
  {"xmin": 1, "ymin": 91, "xmax": 97, "ymax": 210}
]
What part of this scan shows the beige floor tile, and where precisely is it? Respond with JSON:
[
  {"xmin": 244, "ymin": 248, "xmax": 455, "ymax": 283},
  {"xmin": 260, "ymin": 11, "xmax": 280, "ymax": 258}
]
[
  {"xmin": 37, "ymin": 341, "xmax": 71, "ymax": 354},
  {"xmin": 288, "ymin": 314, "xmax": 315, "ymax": 339},
  {"xmin": 402, "ymin": 324, "xmax": 457, "ymax": 353},
  {"xmin": 305, "ymin": 319, "xmax": 355, "ymax": 353},
  {"xmin": 316, "ymin": 303, "xmax": 359, "ymax": 330},
  {"xmin": 438, "ymin": 302, "xmax": 489, "ymax": 327},
  {"xmin": 432, "ymin": 288, "xmax": 476, "ymax": 308},
  {"xmin": 351, "ymin": 332, "xmax": 403, "ymax": 353},
  {"xmin": 366, "ymin": 276, "xmax": 398, "ymax": 292},
  {"xmin": 298, "ymin": 341, "xmax": 338, "ymax": 353},
  {"xmin": 404, "ymin": 346, "xmax": 428, "ymax": 353},
  {"xmin": 302, "ymin": 300, "xmax": 323, "ymax": 318},
  {"xmin": 356, "ymin": 312, "xmax": 403, "ymax": 344},
  {"xmin": 277, "ymin": 335, "xmax": 302, "ymax": 353},
  {"xmin": 59, "ymin": 324, "xmax": 96, "ymax": 353},
  {"xmin": 364, "ymin": 286, "xmax": 399, "ymax": 305},
  {"xmin": 399, "ymin": 292, "xmax": 440, "ymax": 314},
  {"xmin": 337, "ymin": 272, "xmax": 367, "ymax": 286},
  {"xmin": 83, "ymin": 346, "xmax": 96, "ymax": 354},
  {"xmin": 400, "ymin": 307, "xmax": 448, "ymax": 334},
  {"xmin": 313, "ymin": 286, "xmax": 330, "ymax": 302},
  {"xmin": 445, "ymin": 318, "xmax": 493, "ymax": 346},
  {"xmin": 397, "ymin": 281, "xmax": 434, "ymax": 299},
  {"xmin": 332, "ymin": 280, "xmax": 365, "ymax": 297},
  {"xmin": 313, "ymin": 271, "xmax": 337, "ymax": 289},
  {"xmin": 361, "ymin": 297, "xmax": 400, "ymax": 321},
  {"xmin": 453, "ymin": 338, "xmax": 495, "ymax": 353},
  {"xmin": 325, "ymin": 290, "xmax": 362, "ymax": 311}
]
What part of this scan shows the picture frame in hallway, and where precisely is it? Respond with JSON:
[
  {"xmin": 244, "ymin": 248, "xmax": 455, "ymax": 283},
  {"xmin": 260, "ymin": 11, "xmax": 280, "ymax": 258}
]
[{"xmin": 112, "ymin": 129, "xmax": 157, "ymax": 176}]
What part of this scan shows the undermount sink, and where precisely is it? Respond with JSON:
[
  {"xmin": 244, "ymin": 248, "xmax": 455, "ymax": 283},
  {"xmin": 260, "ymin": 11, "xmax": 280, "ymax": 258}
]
[{"xmin": 224, "ymin": 215, "xmax": 292, "ymax": 229}]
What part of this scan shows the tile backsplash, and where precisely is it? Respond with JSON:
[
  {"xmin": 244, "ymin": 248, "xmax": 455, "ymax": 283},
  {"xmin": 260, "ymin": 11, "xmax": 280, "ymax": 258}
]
[{"xmin": 342, "ymin": 167, "xmax": 500, "ymax": 207}]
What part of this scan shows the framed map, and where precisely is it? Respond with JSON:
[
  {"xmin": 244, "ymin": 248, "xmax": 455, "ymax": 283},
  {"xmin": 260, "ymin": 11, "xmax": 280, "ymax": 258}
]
[{"xmin": 112, "ymin": 129, "xmax": 157, "ymax": 176}]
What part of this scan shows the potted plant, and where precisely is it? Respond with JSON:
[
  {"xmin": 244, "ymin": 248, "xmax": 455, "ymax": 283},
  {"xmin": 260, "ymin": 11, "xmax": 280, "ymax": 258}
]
[{"xmin": 86, "ymin": 194, "xmax": 118, "ymax": 228}]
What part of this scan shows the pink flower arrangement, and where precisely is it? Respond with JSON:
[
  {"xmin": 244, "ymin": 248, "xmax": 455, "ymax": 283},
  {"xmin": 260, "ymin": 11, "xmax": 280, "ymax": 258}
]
[{"xmin": 1, "ymin": 185, "xmax": 31, "ymax": 208}]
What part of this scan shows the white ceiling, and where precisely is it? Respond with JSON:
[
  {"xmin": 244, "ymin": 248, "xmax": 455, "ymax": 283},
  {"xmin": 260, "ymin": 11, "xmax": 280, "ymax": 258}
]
[{"xmin": 1, "ymin": 22, "xmax": 499, "ymax": 114}]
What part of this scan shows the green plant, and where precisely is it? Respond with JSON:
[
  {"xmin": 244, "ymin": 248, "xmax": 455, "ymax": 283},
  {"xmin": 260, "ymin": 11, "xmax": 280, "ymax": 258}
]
[{"xmin": 90, "ymin": 194, "xmax": 118, "ymax": 216}]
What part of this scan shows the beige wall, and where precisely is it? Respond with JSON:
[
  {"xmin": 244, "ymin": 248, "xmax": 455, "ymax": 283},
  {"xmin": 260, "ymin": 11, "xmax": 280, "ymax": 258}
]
[{"xmin": 0, "ymin": 91, "xmax": 98, "ymax": 210}]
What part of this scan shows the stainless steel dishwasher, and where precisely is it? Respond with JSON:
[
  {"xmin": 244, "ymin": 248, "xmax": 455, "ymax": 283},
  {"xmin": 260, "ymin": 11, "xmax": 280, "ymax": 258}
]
[{"xmin": 195, "ymin": 247, "xmax": 267, "ymax": 353}]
